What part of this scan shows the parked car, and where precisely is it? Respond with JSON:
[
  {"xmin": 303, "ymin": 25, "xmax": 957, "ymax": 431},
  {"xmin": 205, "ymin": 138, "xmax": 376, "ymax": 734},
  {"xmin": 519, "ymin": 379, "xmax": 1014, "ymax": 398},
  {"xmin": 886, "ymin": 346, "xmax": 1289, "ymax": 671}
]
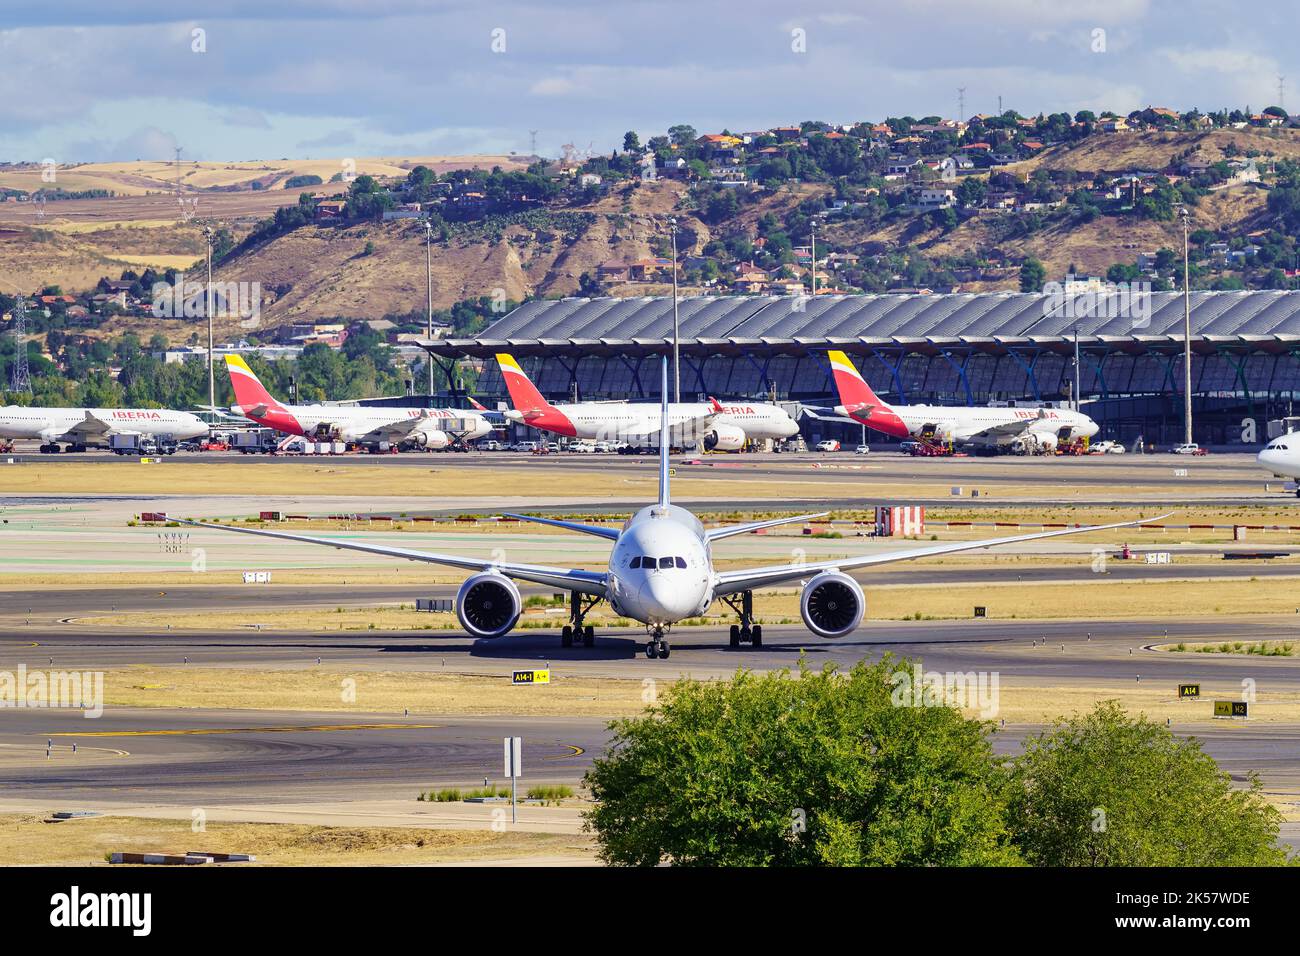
[
  {"xmin": 1172, "ymin": 443, "xmax": 1207, "ymax": 456},
  {"xmin": 1090, "ymin": 440, "xmax": 1126, "ymax": 455},
  {"xmin": 854, "ymin": 444, "xmax": 871, "ymax": 455},
  {"xmin": 815, "ymin": 440, "xmax": 841, "ymax": 452},
  {"xmin": 481, "ymin": 439, "xmax": 502, "ymax": 451},
  {"xmin": 511, "ymin": 441, "xmax": 538, "ymax": 453}
]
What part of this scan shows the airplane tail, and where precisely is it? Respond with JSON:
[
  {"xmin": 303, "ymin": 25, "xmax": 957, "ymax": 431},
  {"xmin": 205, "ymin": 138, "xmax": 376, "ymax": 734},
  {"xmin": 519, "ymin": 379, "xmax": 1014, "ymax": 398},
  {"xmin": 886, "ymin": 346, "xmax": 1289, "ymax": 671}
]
[
  {"xmin": 496, "ymin": 354, "xmax": 553, "ymax": 412},
  {"xmin": 658, "ymin": 356, "xmax": 671, "ymax": 509},
  {"xmin": 827, "ymin": 350, "xmax": 891, "ymax": 412},
  {"xmin": 826, "ymin": 350, "xmax": 910, "ymax": 439},
  {"xmin": 225, "ymin": 355, "xmax": 284, "ymax": 412}
]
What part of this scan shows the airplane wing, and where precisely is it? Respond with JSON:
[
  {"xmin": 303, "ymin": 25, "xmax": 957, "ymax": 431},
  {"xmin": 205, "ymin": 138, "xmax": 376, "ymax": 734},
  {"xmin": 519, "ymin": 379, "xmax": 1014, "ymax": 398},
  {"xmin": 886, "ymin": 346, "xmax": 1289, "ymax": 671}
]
[
  {"xmin": 62, "ymin": 411, "xmax": 117, "ymax": 438},
  {"xmin": 706, "ymin": 512, "xmax": 830, "ymax": 541},
  {"xmin": 366, "ymin": 415, "xmax": 438, "ymax": 442},
  {"xmin": 501, "ymin": 513, "xmax": 620, "ymax": 540},
  {"xmin": 713, "ymin": 513, "xmax": 1170, "ymax": 596},
  {"xmin": 163, "ymin": 517, "xmax": 608, "ymax": 596}
]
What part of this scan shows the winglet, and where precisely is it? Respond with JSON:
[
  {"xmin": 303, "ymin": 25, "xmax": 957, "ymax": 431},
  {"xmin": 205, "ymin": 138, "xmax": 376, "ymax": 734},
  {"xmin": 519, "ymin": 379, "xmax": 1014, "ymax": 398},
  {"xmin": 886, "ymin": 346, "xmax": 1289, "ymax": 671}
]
[{"xmin": 467, "ymin": 395, "xmax": 488, "ymax": 411}]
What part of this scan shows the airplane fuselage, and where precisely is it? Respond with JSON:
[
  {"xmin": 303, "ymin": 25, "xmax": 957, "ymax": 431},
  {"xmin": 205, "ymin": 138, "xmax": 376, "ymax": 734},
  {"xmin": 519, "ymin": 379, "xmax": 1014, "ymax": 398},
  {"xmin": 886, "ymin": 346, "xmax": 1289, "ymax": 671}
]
[
  {"xmin": 606, "ymin": 504, "xmax": 714, "ymax": 624},
  {"xmin": 1258, "ymin": 436, "xmax": 1300, "ymax": 483},
  {"xmin": 0, "ymin": 407, "xmax": 208, "ymax": 444},
  {"xmin": 510, "ymin": 401, "xmax": 799, "ymax": 444},
  {"xmin": 232, "ymin": 403, "xmax": 493, "ymax": 445},
  {"xmin": 842, "ymin": 402, "xmax": 1099, "ymax": 446}
]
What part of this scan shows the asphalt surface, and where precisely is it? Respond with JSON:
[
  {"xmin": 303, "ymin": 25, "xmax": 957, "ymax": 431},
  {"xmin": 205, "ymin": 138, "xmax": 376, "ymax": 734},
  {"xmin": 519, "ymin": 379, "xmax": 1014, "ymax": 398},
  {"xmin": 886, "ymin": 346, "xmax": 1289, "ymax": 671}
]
[
  {"xmin": 3, "ymin": 613, "xmax": 1300, "ymax": 854},
  {"xmin": 4, "ymin": 556, "xmax": 1300, "ymax": 622}
]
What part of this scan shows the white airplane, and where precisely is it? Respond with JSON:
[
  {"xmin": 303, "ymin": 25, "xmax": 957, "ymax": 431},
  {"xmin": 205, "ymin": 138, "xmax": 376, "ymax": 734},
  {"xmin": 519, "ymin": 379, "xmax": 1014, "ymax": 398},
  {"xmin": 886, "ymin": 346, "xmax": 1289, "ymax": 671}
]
[
  {"xmin": 496, "ymin": 353, "xmax": 799, "ymax": 451},
  {"xmin": 223, "ymin": 355, "xmax": 493, "ymax": 451},
  {"xmin": 170, "ymin": 358, "xmax": 1163, "ymax": 660},
  {"xmin": 0, "ymin": 405, "xmax": 207, "ymax": 452},
  {"xmin": 823, "ymin": 350, "xmax": 1099, "ymax": 452},
  {"xmin": 1257, "ymin": 435, "xmax": 1300, "ymax": 496}
]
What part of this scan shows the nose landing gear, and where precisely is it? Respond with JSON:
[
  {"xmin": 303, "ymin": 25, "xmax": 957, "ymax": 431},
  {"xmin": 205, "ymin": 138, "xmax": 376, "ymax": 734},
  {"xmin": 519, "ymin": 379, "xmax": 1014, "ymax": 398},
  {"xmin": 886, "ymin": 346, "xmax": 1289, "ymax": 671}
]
[
  {"xmin": 644, "ymin": 625, "xmax": 670, "ymax": 659},
  {"xmin": 721, "ymin": 590, "xmax": 763, "ymax": 649}
]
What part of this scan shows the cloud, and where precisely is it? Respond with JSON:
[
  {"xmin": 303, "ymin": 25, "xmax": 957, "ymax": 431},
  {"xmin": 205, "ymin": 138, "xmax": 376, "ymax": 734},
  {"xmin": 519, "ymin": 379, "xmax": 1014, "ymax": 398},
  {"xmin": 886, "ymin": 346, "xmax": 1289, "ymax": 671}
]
[
  {"xmin": 296, "ymin": 129, "xmax": 356, "ymax": 149},
  {"xmin": 0, "ymin": 1, "xmax": 1293, "ymax": 161},
  {"xmin": 219, "ymin": 107, "xmax": 273, "ymax": 129}
]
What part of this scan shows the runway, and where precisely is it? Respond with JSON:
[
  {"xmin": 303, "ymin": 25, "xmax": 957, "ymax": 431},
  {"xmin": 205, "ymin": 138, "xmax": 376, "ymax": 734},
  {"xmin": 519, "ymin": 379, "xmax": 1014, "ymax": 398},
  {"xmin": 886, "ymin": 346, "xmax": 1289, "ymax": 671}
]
[{"xmin": 3, "ymin": 614, "xmax": 1300, "ymax": 850}]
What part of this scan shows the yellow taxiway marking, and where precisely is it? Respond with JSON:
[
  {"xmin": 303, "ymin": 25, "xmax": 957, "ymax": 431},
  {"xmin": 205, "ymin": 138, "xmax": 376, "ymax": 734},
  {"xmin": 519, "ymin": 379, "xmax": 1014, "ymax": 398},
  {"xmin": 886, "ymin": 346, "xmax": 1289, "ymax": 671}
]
[
  {"xmin": 543, "ymin": 745, "xmax": 586, "ymax": 760},
  {"xmin": 48, "ymin": 723, "xmax": 444, "ymax": 737}
]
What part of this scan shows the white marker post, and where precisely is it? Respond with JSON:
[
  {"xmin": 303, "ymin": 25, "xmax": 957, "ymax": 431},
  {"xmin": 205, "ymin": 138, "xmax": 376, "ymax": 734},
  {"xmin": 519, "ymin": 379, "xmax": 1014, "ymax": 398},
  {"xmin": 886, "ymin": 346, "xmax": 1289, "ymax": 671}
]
[{"xmin": 503, "ymin": 736, "xmax": 522, "ymax": 824}]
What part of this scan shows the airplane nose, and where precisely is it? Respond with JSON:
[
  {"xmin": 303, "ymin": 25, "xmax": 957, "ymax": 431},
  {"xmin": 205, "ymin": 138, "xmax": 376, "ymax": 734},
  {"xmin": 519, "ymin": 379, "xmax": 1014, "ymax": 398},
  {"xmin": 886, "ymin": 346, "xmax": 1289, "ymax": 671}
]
[{"xmin": 640, "ymin": 572, "xmax": 698, "ymax": 620}]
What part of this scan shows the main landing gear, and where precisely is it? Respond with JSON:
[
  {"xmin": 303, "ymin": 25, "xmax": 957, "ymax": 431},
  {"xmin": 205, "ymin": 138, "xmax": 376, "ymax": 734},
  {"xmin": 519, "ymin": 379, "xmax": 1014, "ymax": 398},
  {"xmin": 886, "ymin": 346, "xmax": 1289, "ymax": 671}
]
[
  {"xmin": 560, "ymin": 592, "xmax": 599, "ymax": 648},
  {"xmin": 722, "ymin": 590, "xmax": 763, "ymax": 649},
  {"xmin": 644, "ymin": 625, "xmax": 671, "ymax": 659}
]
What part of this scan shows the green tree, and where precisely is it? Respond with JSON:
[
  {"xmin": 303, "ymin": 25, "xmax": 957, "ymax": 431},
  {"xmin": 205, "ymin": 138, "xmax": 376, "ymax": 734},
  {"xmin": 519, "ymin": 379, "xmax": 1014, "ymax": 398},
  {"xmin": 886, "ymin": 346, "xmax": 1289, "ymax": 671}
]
[
  {"xmin": 1019, "ymin": 257, "xmax": 1046, "ymax": 292},
  {"xmin": 584, "ymin": 657, "xmax": 1019, "ymax": 867},
  {"xmin": 1006, "ymin": 702, "xmax": 1287, "ymax": 866}
]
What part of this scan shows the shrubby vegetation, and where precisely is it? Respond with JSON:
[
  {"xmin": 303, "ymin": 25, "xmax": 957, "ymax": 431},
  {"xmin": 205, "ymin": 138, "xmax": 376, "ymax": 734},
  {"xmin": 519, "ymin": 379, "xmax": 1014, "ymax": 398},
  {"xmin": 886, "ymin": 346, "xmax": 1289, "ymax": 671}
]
[{"xmin": 583, "ymin": 658, "xmax": 1289, "ymax": 867}]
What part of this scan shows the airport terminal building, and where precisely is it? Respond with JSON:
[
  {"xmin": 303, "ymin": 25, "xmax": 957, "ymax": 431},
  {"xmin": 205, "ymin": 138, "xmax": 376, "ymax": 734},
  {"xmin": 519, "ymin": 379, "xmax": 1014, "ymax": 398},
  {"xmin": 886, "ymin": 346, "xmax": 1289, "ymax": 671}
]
[{"xmin": 422, "ymin": 292, "xmax": 1300, "ymax": 446}]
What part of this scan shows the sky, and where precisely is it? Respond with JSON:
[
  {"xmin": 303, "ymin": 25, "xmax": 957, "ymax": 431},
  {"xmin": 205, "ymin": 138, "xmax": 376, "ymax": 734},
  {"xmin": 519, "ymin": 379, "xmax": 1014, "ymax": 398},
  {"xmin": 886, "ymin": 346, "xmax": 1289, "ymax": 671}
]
[{"xmin": 0, "ymin": 0, "xmax": 1293, "ymax": 164}]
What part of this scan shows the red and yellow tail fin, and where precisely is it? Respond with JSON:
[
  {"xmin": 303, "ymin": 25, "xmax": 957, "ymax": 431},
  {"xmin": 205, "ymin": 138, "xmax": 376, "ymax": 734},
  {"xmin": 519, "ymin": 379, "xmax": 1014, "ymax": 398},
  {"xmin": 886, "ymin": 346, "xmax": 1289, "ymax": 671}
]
[
  {"xmin": 827, "ymin": 350, "xmax": 909, "ymax": 438},
  {"xmin": 225, "ymin": 355, "xmax": 284, "ymax": 411},
  {"xmin": 827, "ymin": 351, "xmax": 888, "ymax": 411},
  {"xmin": 496, "ymin": 354, "xmax": 552, "ymax": 412}
]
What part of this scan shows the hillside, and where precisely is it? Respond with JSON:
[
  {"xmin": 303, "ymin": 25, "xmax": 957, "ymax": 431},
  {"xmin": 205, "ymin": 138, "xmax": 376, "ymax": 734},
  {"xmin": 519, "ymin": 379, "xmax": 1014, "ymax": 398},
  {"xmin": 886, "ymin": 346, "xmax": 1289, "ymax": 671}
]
[{"xmin": 10, "ymin": 124, "xmax": 1300, "ymax": 343}]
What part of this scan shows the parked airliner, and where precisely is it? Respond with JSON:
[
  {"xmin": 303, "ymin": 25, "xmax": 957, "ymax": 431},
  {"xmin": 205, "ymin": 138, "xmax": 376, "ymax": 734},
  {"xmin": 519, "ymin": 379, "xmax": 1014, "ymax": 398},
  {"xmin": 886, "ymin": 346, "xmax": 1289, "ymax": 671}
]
[
  {"xmin": 823, "ymin": 350, "xmax": 1099, "ymax": 451},
  {"xmin": 223, "ymin": 355, "xmax": 492, "ymax": 451},
  {"xmin": 0, "ymin": 405, "xmax": 207, "ymax": 452},
  {"xmin": 496, "ymin": 352, "xmax": 799, "ymax": 450},
  {"xmin": 170, "ymin": 358, "xmax": 1163, "ymax": 660},
  {"xmin": 1258, "ymin": 435, "xmax": 1300, "ymax": 495}
]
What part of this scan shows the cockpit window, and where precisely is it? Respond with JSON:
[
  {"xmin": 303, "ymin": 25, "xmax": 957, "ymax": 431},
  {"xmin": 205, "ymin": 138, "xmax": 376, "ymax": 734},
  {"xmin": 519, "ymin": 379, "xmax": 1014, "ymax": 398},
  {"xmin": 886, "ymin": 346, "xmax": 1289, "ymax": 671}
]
[
  {"xmin": 658, "ymin": 556, "xmax": 674, "ymax": 569},
  {"xmin": 674, "ymin": 556, "xmax": 687, "ymax": 568},
  {"xmin": 629, "ymin": 556, "xmax": 641, "ymax": 568},
  {"xmin": 642, "ymin": 555, "xmax": 654, "ymax": 568}
]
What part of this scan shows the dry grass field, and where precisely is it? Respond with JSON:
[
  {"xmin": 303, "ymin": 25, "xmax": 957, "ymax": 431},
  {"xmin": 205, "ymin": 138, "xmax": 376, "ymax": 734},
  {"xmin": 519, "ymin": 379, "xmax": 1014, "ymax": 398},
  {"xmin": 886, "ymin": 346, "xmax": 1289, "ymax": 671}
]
[{"xmin": 0, "ymin": 813, "xmax": 594, "ymax": 866}]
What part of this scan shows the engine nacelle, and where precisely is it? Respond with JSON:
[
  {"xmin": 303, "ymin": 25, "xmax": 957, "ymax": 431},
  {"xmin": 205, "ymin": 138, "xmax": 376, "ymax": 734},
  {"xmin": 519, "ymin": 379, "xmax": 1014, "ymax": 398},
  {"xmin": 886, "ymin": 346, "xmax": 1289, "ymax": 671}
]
[
  {"xmin": 1029, "ymin": 430, "xmax": 1059, "ymax": 452},
  {"xmin": 799, "ymin": 571, "xmax": 865, "ymax": 638},
  {"xmin": 455, "ymin": 572, "xmax": 521, "ymax": 638},
  {"xmin": 407, "ymin": 430, "xmax": 449, "ymax": 450},
  {"xmin": 703, "ymin": 423, "xmax": 746, "ymax": 451}
]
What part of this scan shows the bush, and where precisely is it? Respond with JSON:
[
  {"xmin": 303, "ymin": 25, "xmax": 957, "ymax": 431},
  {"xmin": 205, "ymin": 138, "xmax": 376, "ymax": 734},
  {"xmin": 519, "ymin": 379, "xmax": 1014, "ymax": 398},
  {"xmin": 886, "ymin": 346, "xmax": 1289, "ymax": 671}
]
[
  {"xmin": 1005, "ymin": 702, "xmax": 1286, "ymax": 866},
  {"xmin": 583, "ymin": 657, "xmax": 1017, "ymax": 866}
]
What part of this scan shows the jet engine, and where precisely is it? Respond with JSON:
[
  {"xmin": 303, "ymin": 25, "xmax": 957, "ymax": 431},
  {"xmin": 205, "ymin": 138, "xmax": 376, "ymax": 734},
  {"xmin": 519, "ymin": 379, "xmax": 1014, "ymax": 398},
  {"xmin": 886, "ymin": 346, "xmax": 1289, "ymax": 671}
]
[
  {"xmin": 703, "ymin": 423, "xmax": 746, "ymax": 451},
  {"xmin": 799, "ymin": 570, "xmax": 865, "ymax": 638},
  {"xmin": 455, "ymin": 572, "xmax": 521, "ymax": 637},
  {"xmin": 1029, "ymin": 431, "xmax": 1059, "ymax": 452},
  {"xmin": 408, "ymin": 430, "xmax": 450, "ymax": 450}
]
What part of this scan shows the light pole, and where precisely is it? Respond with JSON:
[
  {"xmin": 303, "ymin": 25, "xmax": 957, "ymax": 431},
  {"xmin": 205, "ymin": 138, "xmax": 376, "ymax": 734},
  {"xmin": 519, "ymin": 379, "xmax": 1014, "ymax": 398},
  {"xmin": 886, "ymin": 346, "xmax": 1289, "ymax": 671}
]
[
  {"xmin": 810, "ymin": 217, "xmax": 818, "ymax": 298},
  {"xmin": 1073, "ymin": 321, "xmax": 1081, "ymax": 413},
  {"xmin": 425, "ymin": 219, "xmax": 434, "ymax": 403},
  {"xmin": 669, "ymin": 216, "xmax": 680, "ymax": 403},
  {"xmin": 1181, "ymin": 207, "xmax": 1193, "ymax": 446},
  {"xmin": 203, "ymin": 224, "xmax": 214, "ymax": 424}
]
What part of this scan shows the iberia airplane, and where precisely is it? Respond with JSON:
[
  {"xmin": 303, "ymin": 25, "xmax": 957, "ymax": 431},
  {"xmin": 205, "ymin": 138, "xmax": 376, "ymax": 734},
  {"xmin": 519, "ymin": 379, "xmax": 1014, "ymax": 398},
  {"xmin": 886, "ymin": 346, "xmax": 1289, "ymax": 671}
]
[
  {"xmin": 223, "ymin": 355, "xmax": 492, "ymax": 451},
  {"xmin": 168, "ymin": 358, "xmax": 1164, "ymax": 660},
  {"xmin": 495, "ymin": 353, "xmax": 799, "ymax": 450},
  {"xmin": 825, "ymin": 350, "xmax": 1098, "ymax": 451}
]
